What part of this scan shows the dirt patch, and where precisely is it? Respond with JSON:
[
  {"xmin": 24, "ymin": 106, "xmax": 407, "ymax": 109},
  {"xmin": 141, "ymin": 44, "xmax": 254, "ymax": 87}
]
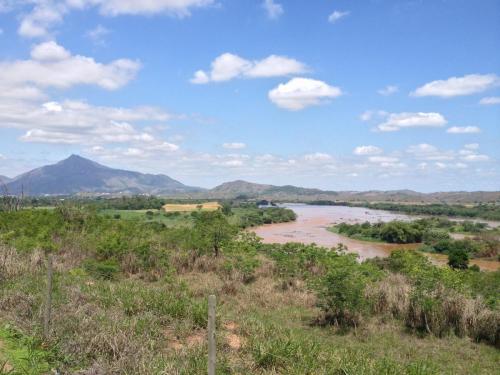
[
  {"xmin": 226, "ymin": 333, "xmax": 244, "ymax": 350},
  {"xmin": 186, "ymin": 331, "xmax": 205, "ymax": 348},
  {"xmin": 223, "ymin": 321, "xmax": 238, "ymax": 331},
  {"xmin": 164, "ymin": 329, "xmax": 206, "ymax": 351}
]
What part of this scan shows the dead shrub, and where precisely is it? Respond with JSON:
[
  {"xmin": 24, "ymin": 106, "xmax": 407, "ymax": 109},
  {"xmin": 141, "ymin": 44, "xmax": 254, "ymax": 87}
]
[{"xmin": 366, "ymin": 274, "xmax": 411, "ymax": 319}]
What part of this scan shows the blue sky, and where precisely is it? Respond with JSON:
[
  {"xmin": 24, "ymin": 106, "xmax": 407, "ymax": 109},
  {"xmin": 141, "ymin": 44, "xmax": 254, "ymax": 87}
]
[{"xmin": 0, "ymin": 0, "xmax": 499, "ymax": 191}]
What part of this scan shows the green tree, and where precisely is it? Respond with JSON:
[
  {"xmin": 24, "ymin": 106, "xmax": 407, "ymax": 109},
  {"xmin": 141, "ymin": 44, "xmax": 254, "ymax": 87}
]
[
  {"xmin": 448, "ymin": 248, "xmax": 469, "ymax": 269},
  {"xmin": 193, "ymin": 211, "xmax": 236, "ymax": 257}
]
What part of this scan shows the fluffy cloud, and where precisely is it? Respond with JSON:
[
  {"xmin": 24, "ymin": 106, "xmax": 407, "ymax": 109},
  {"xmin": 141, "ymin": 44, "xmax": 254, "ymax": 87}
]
[
  {"xmin": 18, "ymin": 2, "xmax": 65, "ymax": 38},
  {"xmin": 328, "ymin": 10, "xmax": 349, "ymax": 23},
  {"xmin": 376, "ymin": 112, "xmax": 447, "ymax": 132},
  {"xmin": 479, "ymin": 96, "xmax": 500, "ymax": 105},
  {"xmin": 16, "ymin": 0, "xmax": 213, "ymax": 38},
  {"xmin": 0, "ymin": 41, "xmax": 140, "ymax": 91},
  {"xmin": 262, "ymin": 0, "xmax": 283, "ymax": 19},
  {"xmin": 412, "ymin": 74, "xmax": 500, "ymax": 98},
  {"xmin": 268, "ymin": 78, "xmax": 342, "ymax": 110},
  {"xmin": 378, "ymin": 85, "xmax": 398, "ymax": 96},
  {"xmin": 191, "ymin": 53, "xmax": 307, "ymax": 83},
  {"xmin": 92, "ymin": 0, "xmax": 214, "ymax": 16},
  {"xmin": 304, "ymin": 152, "xmax": 333, "ymax": 162},
  {"xmin": 353, "ymin": 145, "xmax": 383, "ymax": 155},
  {"xmin": 446, "ymin": 126, "xmax": 481, "ymax": 134},
  {"xmin": 0, "ymin": 98, "xmax": 173, "ymax": 148},
  {"xmin": 223, "ymin": 142, "xmax": 246, "ymax": 150},
  {"xmin": 406, "ymin": 144, "xmax": 454, "ymax": 161}
]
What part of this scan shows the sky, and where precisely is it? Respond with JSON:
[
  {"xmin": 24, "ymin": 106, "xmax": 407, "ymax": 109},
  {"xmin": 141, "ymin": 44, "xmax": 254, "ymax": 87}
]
[{"xmin": 0, "ymin": 0, "xmax": 499, "ymax": 192}]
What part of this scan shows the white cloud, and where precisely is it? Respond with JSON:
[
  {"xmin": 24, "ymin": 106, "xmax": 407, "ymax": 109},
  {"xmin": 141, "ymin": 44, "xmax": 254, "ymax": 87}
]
[
  {"xmin": 0, "ymin": 41, "xmax": 140, "ymax": 91},
  {"xmin": 304, "ymin": 152, "xmax": 333, "ymax": 162},
  {"xmin": 412, "ymin": 74, "xmax": 500, "ymax": 98},
  {"xmin": 479, "ymin": 96, "xmax": 500, "ymax": 105},
  {"xmin": 223, "ymin": 142, "xmax": 246, "ymax": 150},
  {"xmin": 92, "ymin": 0, "xmax": 214, "ymax": 16},
  {"xmin": 353, "ymin": 145, "xmax": 383, "ymax": 156},
  {"xmin": 268, "ymin": 77, "xmax": 342, "ymax": 110},
  {"xmin": 18, "ymin": 2, "xmax": 65, "ymax": 38},
  {"xmin": 461, "ymin": 154, "xmax": 489, "ymax": 162},
  {"xmin": 191, "ymin": 53, "xmax": 307, "ymax": 84},
  {"xmin": 368, "ymin": 156, "xmax": 399, "ymax": 163},
  {"xmin": 1, "ymin": 98, "xmax": 173, "ymax": 148},
  {"xmin": 262, "ymin": 0, "xmax": 283, "ymax": 19},
  {"xmin": 464, "ymin": 143, "xmax": 479, "ymax": 150},
  {"xmin": 446, "ymin": 126, "xmax": 481, "ymax": 134},
  {"xmin": 328, "ymin": 10, "xmax": 349, "ymax": 23},
  {"xmin": 359, "ymin": 110, "xmax": 387, "ymax": 122},
  {"xmin": 42, "ymin": 101, "xmax": 63, "ymax": 112},
  {"xmin": 86, "ymin": 25, "xmax": 110, "ymax": 46},
  {"xmin": 190, "ymin": 70, "xmax": 210, "ymax": 84},
  {"xmin": 377, "ymin": 112, "xmax": 447, "ymax": 132},
  {"xmin": 406, "ymin": 144, "xmax": 454, "ymax": 161},
  {"xmin": 17, "ymin": 0, "xmax": 214, "ymax": 38},
  {"xmin": 378, "ymin": 85, "xmax": 398, "ymax": 96},
  {"xmin": 31, "ymin": 41, "xmax": 70, "ymax": 61}
]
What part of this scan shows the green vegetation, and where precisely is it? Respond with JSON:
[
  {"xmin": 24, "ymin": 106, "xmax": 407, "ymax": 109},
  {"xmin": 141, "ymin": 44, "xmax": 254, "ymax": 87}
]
[
  {"xmin": 311, "ymin": 201, "xmax": 500, "ymax": 221},
  {"xmin": 231, "ymin": 204, "xmax": 297, "ymax": 228},
  {"xmin": 331, "ymin": 218, "xmax": 499, "ymax": 264},
  {"xmin": 0, "ymin": 206, "xmax": 499, "ymax": 374}
]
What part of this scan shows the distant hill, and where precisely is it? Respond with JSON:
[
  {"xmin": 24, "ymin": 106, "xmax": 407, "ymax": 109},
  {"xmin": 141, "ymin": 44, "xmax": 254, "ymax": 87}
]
[
  {"xmin": 0, "ymin": 175, "xmax": 11, "ymax": 184},
  {"xmin": 204, "ymin": 180, "xmax": 499, "ymax": 204},
  {"xmin": 4, "ymin": 157, "xmax": 499, "ymax": 203},
  {"xmin": 210, "ymin": 180, "xmax": 273, "ymax": 197},
  {"xmin": 5, "ymin": 155, "xmax": 202, "ymax": 196}
]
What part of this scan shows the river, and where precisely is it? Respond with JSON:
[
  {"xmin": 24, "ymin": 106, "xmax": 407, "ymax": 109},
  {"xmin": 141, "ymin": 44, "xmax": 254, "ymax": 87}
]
[{"xmin": 252, "ymin": 204, "xmax": 500, "ymax": 271}]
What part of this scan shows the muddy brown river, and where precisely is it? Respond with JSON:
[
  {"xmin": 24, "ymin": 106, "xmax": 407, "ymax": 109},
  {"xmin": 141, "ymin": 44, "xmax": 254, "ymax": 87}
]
[{"xmin": 252, "ymin": 204, "xmax": 500, "ymax": 271}]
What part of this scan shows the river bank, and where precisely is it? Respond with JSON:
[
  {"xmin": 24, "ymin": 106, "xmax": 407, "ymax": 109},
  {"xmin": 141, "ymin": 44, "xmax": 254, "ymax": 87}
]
[{"xmin": 252, "ymin": 204, "xmax": 500, "ymax": 271}]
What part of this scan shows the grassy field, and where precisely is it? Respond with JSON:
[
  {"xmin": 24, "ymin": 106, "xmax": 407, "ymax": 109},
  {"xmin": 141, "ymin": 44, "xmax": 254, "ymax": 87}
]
[
  {"xmin": 0, "ymin": 207, "xmax": 498, "ymax": 374},
  {"xmin": 163, "ymin": 202, "xmax": 221, "ymax": 212},
  {"xmin": 101, "ymin": 209, "xmax": 193, "ymax": 227}
]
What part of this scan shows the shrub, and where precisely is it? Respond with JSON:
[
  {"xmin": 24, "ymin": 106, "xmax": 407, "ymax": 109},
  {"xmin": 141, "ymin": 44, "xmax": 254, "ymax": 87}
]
[
  {"xmin": 448, "ymin": 248, "xmax": 469, "ymax": 269},
  {"xmin": 84, "ymin": 259, "xmax": 120, "ymax": 280},
  {"xmin": 316, "ymin": 257, "xmax": 368, "ymax": 327}
]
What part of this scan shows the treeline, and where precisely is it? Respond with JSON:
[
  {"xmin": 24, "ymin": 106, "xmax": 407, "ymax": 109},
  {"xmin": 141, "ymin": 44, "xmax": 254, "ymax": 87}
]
[
  {"xmin": 309, "ymin": 201, "xmax": 500, "ymax": 221},
  {"xmin": 234, "ymin": 204, "xmax": 297, "ymax": 228},
  {"xmin": 334, "ymin": 217, "xmax": 487, "ymax": 243},
  {"xmin": 333, "ymin": 218, "xmax": 498, "ymax": 266}
]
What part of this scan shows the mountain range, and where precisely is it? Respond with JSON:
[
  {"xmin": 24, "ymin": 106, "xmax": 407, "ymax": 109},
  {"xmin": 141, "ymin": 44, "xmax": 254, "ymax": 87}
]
[
  {"xmin": 1, "ymin": 155, "xmax": 499, "ymax": 203},
  {"xmin": 2, "ymin": 155, "xmax": 201, "ymax": 196}
]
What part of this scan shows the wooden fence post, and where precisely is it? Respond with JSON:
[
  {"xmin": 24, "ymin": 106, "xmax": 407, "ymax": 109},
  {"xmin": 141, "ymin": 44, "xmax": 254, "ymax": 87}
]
[
  {"xmin": 207, "ymin": 294, "xmax": 216, "ymax": 375},
  {"xmin": 43, "ymin": 254, "xmax": 53, "ymax": 341}
]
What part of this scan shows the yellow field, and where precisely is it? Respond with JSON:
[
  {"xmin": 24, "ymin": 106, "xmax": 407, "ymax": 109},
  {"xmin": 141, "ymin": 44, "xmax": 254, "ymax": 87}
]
[{"xmin": 162, "ymin": 202, "xmax": 221, "ymax": 212}]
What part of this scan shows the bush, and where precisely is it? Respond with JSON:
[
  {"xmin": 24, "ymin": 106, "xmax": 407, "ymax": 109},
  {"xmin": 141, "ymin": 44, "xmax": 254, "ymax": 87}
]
[
  {"xmin": 84, "ymin": 259, "xmax": 120, "ymax": 280},
  {"xmin": 448, "ymin": 248, "xmax": 469, "ymax": 269},
  {"xmin": 316, "ymin": 257, "xmax": 368, "ymax": 327}
]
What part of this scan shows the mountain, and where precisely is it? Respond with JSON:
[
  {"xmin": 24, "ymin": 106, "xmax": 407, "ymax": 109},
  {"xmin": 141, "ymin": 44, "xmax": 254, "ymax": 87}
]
[
  {"xmin": 205, "ymin": 181, "xmax": 500, "ymax": 203},
  {"xmin": 210, "ymin": 180, "xmax": 273, "ymax": 197},
  {"xmin": 0, "ymin": 175, "xmax": 11, "ymax": 184},
  {"xmin": 208, "ymin": 180, "xmax": 338, "ymax": 199},
  {"xmin": 5, "ymin": 155, "xmax": 202, "ymax": 196}
]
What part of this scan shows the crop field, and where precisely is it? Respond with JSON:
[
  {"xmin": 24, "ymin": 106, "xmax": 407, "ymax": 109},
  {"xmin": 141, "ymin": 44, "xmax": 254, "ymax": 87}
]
[{"xmin": 163, "ymin": 201, "xmax": 221, "ymax": 212}]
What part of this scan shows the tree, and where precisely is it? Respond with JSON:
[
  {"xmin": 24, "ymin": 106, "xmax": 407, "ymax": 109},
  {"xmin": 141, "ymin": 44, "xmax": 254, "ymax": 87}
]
[
  {"xmin": 221, "ymin": 202, "xmax": 233, "ymax": 216},
  {"xmin": 448, "ymin": 248, "xmax": 469, "ymax": 269},
  {"xmin": 193, "ymin": 211, "xmax": 236, "ymax": 257}
]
